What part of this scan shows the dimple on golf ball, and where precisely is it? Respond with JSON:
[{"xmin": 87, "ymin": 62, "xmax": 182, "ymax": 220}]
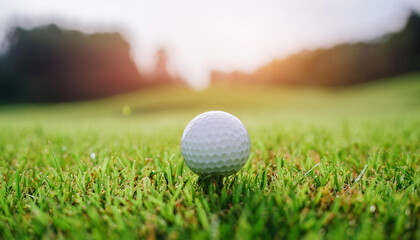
[{"xmin": 181, "ymin": 111, "xmax": 251, "ymax": 176}]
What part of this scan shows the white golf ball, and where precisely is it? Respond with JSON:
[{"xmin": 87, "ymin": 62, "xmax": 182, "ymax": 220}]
[{"xmin": 181, "ymin": 111, "xmax": 251, "ymax": 176}]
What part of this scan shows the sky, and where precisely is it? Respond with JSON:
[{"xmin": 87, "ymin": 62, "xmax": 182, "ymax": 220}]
[{"xmin": 0, "ymin": 0, "xmax": 419, "ymax": 88}]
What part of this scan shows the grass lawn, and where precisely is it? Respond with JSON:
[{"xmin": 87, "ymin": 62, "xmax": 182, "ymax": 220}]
[{"xmin": 0, "ymin": 74, "xmax": 419, "ymax": 239}]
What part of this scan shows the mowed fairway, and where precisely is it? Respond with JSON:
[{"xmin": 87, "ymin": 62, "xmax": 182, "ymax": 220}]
[{"xmin": 0, "ymin": 74, "xmax": 419, "ymax": 239}]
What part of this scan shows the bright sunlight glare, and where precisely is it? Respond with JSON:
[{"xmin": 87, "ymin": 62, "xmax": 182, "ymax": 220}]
[{"xmin": 1, "ymin": 0, "xmax": 419, "ymax": 88}]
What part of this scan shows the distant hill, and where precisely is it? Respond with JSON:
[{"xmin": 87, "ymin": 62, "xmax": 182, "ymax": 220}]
[
  {"xmin": 0, "ymin": 24, "xmax": 185, "ymax": 103},
  {"xmin": 211, "ymin": 12, "xmax": 420, "ymax": 87}
]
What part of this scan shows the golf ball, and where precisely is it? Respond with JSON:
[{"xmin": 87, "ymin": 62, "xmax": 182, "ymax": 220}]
[{"xmin": 181, "ymin": 111, "xmax": 251, "ymax": 176}]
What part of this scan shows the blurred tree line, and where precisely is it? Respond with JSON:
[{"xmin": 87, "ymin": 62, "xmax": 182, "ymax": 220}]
[
  {"xmin": 0, "ymin": 24, "xmax": 184, "ymax": 103},
  {"xmin": 211, "ymin": 12, "xmax": 420, "ymax": 87}
]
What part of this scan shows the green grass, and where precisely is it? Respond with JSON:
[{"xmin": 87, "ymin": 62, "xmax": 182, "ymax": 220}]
[{"xmin": 0, "ymin": 73, "xmax": 419, "ymax": 239}]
